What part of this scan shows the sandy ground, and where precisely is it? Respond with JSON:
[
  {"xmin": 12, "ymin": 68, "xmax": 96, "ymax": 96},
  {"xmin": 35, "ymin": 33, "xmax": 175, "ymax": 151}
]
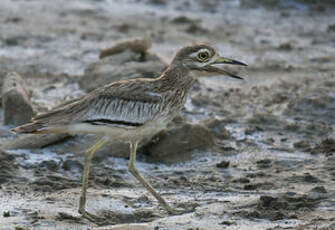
[{"xmin": 0, "ymin": 0, "xmax": 335, "ymax": 229}]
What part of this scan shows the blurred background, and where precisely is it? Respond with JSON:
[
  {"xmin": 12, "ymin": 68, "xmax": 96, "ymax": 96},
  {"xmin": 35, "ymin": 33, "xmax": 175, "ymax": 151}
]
[{"xmin": 0, "ymin": 0, "xmax": 334, "ymax": 229}]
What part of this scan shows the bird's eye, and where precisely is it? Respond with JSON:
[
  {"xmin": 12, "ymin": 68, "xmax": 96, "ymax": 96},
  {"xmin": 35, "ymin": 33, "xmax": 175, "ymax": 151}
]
[{"xmin": 197, "ymin": 51, "xmax": 210, "ymax": 62}]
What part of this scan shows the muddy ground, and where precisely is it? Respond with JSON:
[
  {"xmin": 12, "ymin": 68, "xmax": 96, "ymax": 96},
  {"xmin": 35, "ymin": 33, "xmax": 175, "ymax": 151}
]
[{"xmin": 0, "ymin": 0, "xmax": 335, "ymax": 229}]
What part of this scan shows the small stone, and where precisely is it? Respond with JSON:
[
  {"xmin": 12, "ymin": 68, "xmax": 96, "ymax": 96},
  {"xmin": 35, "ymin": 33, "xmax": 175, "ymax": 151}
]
[
  {"xmin": 260, "ymin": 195, "xmax": 277, "ymax": 207},
  {"xmin": 149, "ymin": 0, "xmax": 167, "ymax": 5},
  {"xmin": 5, "ymin": 17, "xmax": 23, "ymax": 23},
  {"xmin": 293, "ymin": 140, "xmax": 311, "ymax": 151},
  {"xmin": 2, "ymin": 72, "xmax": 34, "ymax": 126},
  {"xmin": 303, "ymin": 173, "xmax": 320, "ymax": 183},
  {"xmin": 99, "ymin": 37, "xmax": 152, "ymax": 59},
  {"xmin": 216, "ymin": 160, "xmax": 230, "ymax": 168},
  {"xmin": 256, "ymin": 159, "xmax": 272, "ymax": 169},
  {"xmin": 220, "ymin": 221, "xmax": 235, "ymax": 226},
  {"xmin": 310, "ymin": 186, "xmax": 327, "ymax": 194},
  {"xmin": 243, "ymin": 184, "xmax": 258, "ymax": 190},
  {"xmin": 15, "ymin": 227, "xmax": 25, "ymax": 230},
  {"xmin": 278, "ymin": 42, "xmax": 293, "ymax": 51},
  {"xmin": 232, "ymin": 177, "xmax": 250, "ymax": 183},
  {"xmin": 40, "ymin": 160, "xmax": 59, "ymax": 171},
  {"xmin": 62, "ymin": 160, "xmax": 83, "ymax": 172},
  {"xmin": 3, "ymin": 211, "xmax": 10, "ymax": 217},
  {"xmin": 185, "ymin": 23, "xmax": 209, "ymax": 34},
  {"xmin": 327, "ymin": 24, "xmax": 335, "ymax": 32},
  {"xmin": 202, "ymin": 118, "xmax": 232, "ymax": 139},
  {"xmin": 311, "ymin": 138, "xmax": 335, "ymax": 156},
  {"xmin": 171, "ymin": 16, "xmax": 199, "ymax": 24}
]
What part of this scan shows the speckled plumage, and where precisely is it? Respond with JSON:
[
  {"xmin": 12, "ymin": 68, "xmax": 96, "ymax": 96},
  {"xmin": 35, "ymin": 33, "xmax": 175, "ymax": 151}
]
[
  {"xmin": 14, "ymin": 67, "xmax": 193, "ymax": 137},
  {"xmin": 12, "ymin": 44, "xmax": 246, "ymax": 219},
  {"xmin": 13, "ymin": 45, "xmax": 201, "ymax": 138}
]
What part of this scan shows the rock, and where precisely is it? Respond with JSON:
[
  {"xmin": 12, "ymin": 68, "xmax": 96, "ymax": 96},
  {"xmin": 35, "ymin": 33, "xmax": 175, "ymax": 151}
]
[
  {"xmin": 303, "ymin": 173, "xmax": 320, "ymax": 183},
  {"xmin": 256, "ymin": 159, "xmax": 272, "ymax": 169},
  {"xmin": 96, "ymin": 223, "xmax": 150, "ymax": 230},
  {"xmin": 4, "ymin": 36, "xmax": 23, "ymax": 46},
  {"xmin": 185, "ymin": 23, "xmax": 209, "ymax": 35},
  {"xmin": 2, "ymin": 133, "xmax": 71, "ymax": 150},
  {"xmin": 277, "ymin": 42, "xmax": 293, "ymax": 51},
  {"xmin": 40, "ymin": 160, "xmax": 59, "ymax": 171},
  {"xmin": 15, "ymin": 226, "xmax": 25, "ymax": 230},
  {"xmin": 143, "ymin": 123, "xmax": 214, "ymax": 163},
  {"xmin": 62, "ymin": 159, "xmax": 83, "ymax": 172},
  {"xmin": 310, "ymin": 138, "xmax": 335, "ymax": 156},
  {"xmin": 293, "ymin": 140, "xmax": 311, "ymax": 151},
  {"xmin": 232, "ymin": 177, "xmax": 250, "ymax": 184},
  {"xmin": 80, "ymin": 49, "xmax": 167, "ymax": 92},
  {"xmin": 171, "ymin": 16, "xmax": 200, "ymax": 24},
  {"xmin": 4, "ymin": 17, "xmax": 22, "ymax": 23},
  {"xmin": 327, "ymin": 24, "xmax": 335, "ymax": 32},
  {"xmin": 3, "ymin": 211, "xmax": 10, "ymax": 217},
  {"xmin": 310, "ymin": 186, "xmax": 327, "ymax": 194},
  {"xmin": 148, "ymin": 0, "xmax": 167, "ymax": 5},
  {"xmin": 99, "ymin": 37, "xmax": 152, "ymax": 59},
  {"xmin": 220, "ymin": 221, "xmax": 236, "ymax": 226},
  {"xmin": 0, "ymin": 150, "xmax": 16, "ymax": 184},
  {"xmin": 216, "ymin": 160, "xmax": 230, "ymax": 168},
  {"xmin": 202, "ymin": 118, "xmax": 232, "ymax": 140},
  {"xmin": 243, "ymin": 182, "xmax": 274, "ymax": 190},
  {"xmin": 2, "ymin": 72, "xmax": 34, "ymax": 126}
]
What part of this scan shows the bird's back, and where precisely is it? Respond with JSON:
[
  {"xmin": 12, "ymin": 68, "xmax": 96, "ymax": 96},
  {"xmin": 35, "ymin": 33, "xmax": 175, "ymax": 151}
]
[{"xmin": 12, "ymin": 77, "xmax": 186, "ymax": 134}]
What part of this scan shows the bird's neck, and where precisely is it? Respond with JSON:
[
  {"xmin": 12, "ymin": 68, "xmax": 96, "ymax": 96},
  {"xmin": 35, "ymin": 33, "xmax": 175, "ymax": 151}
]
[{"xmin": 158, "ymin": 65, "xmax": 195, "ymax": 91}]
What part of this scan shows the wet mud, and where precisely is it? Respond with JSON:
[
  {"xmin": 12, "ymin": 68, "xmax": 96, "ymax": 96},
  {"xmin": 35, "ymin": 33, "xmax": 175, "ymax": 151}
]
[{"xmin": 0, "ymin": 0, "xmax": 335, "ymax": 229}]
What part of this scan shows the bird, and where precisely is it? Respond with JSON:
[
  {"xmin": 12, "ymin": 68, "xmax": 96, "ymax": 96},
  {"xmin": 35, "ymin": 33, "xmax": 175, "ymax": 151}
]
[{"xmin": 11, "ymin": 44, "xmax": 247, "ymax": 222}]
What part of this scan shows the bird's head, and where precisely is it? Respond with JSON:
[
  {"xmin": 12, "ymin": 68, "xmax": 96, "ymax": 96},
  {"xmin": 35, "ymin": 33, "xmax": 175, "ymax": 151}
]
[{"xmin": 171, "ymin": 44, "xmax": 247, "ymax": 79}]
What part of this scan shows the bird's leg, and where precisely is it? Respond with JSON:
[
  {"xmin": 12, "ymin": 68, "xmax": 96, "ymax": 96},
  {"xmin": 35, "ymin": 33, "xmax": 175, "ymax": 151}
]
[
  {"xmin": 128, "ymin": 142, "xmax": 192, "ymax": 215},
  {"xmin": 79, "ymin": 136, "xmax": 109, "ymax": 222}
]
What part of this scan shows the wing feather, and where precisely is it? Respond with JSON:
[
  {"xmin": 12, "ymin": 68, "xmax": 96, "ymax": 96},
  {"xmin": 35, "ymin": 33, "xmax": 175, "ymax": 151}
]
[{"xmin": 31, "ymin": 79, "xmax": 164, "ymax": 127}]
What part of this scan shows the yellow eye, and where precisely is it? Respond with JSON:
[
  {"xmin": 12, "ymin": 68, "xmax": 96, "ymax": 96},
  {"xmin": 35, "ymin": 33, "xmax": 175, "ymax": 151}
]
[{"xmin": 197, "ymin": 51, "xmax": 210, "ymax": 62}]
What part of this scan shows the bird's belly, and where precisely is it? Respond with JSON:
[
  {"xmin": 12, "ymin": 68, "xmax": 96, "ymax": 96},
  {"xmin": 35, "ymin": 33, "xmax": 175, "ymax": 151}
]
[{"xmin": 65, "ymin": 118, "xmax": 169, "ymax": 142}]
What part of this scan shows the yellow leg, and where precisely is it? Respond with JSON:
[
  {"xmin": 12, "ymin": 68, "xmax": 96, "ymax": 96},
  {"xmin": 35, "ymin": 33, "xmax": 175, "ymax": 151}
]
[
  {"xmin": 128, "ymin": 142, "xmax": 193, "ymax": 214},
  {"xmin": 79, "ymin": 136, "xmax": 109, "ymax": 222}
]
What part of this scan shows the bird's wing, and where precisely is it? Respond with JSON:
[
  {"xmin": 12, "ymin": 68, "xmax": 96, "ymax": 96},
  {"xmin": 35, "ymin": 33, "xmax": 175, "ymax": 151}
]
[
  {"xmin": 80, "ymin": 79, "xmax": 163, "ymax": 127},
  {"xmin": 32, "ymin": 79, "xmax": 163, "ymax": 127}
]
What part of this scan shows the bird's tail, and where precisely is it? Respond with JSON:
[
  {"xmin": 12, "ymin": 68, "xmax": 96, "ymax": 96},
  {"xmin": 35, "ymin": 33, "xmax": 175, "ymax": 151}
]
[
  {"xmin": 10, "ymin": 122, "xmax": 47, "ymax": 134},
  {"xmin": 10, "ymin": 95, "xmax": 85, "ymax": 135}
]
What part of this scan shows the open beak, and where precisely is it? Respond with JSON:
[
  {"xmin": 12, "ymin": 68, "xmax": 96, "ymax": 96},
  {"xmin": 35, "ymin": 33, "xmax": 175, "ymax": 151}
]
[{"xmin": 205, "ymin": 56, "xmax": 247, "ymax": 80}]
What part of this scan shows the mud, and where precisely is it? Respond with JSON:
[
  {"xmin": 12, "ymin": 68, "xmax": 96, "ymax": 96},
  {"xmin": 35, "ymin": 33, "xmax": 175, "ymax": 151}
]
[{"xmin": 0, "ymin": 0, "xmax": 335, "ymax": 230}]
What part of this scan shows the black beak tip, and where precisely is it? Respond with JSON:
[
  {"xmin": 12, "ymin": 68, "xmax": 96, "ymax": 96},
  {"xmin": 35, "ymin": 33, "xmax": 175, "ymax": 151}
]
[
  {"xmin": 235, "ymin": 60, "xmax": 248, "ymax": 66},
  {"xmin": 235, "ymin": 75, "xmax": 244, "ymax": 80}
]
